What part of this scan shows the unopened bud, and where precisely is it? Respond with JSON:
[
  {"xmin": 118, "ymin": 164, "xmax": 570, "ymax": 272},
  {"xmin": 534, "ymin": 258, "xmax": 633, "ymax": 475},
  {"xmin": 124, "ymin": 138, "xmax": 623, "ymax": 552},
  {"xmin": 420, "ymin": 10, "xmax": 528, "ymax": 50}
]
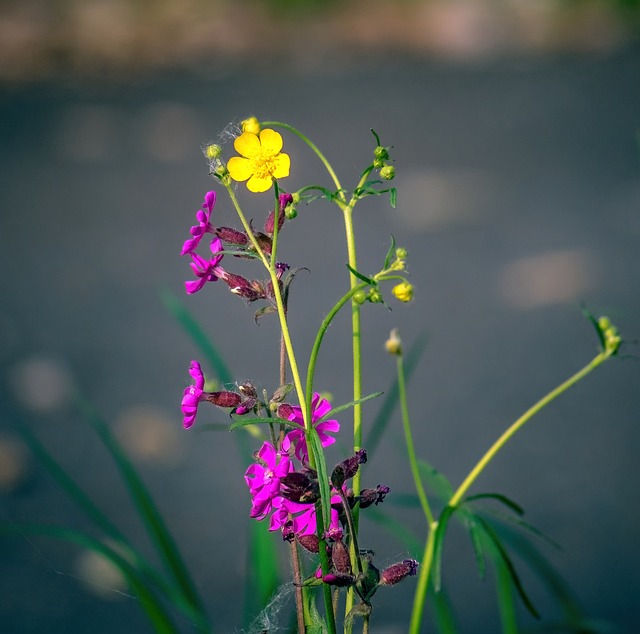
[
  {"xmin": 379, "ymin": 165, "xmax": 395, "ymax": 180},
  {"xmin": 277, "ymin": 403, "xmax": 294, "ymax": 420},
  {"xmin": 374, "ymin": 146, "xmax": 389, "ymax": 161},
  {"xmin": 353, "ymin": 289, "xmax": 367, "ymax": 305},
  {"xmin": 205, "ymin": 391, "xmax": 242, "ymax": 408},
  {"xmin": 359, "ymin": 485, "xmax": 390, "ymax": 509},
  {"xmin": 280, "ymin": 472, "xmax": 320, "ymax": 504},
  {"xmin": 395, "ymin": 247, "xmax": 408, "ymax": 259},
  {"xmin": 331, "ymin": 449, "xmax": 367, "ymax": 488},
  {"xmin": 241, "ymin": 116, "xmax": 260, "ymax": 134},
  {"xmin": 205, "ymin": 144, "xmax": 222, "ymax": 159},
  {"xmin": 323, "ymin": 573, "xmax": 355, "ymax": 587},
  {"xmin": 331, "ymin": 539, "xmax": 352, "ymax": 575},
  {"xmin": 385, "ymin": 328, "xmax": 402, "ymax": 356},
  {"xmin": 297, "ymin": 534, "xmax": 319, "ymax": 553},
  {"xmin": 368, "ymin": 288, "xmax": 383, "ymax": 303},
  {"xmin": 216, "ymin": 226, "xmax": 248, "ymax": 245},
  {"xmin": 284, "ymin": 205, "xmax": 297, "ymax": 220},
  {"xmin": 392, "ymin": 282, "xmax": 413, "ymax": 303},
  {"xmin": 380, "ymin": 559, "xmax": 418, "ymax": 586}
]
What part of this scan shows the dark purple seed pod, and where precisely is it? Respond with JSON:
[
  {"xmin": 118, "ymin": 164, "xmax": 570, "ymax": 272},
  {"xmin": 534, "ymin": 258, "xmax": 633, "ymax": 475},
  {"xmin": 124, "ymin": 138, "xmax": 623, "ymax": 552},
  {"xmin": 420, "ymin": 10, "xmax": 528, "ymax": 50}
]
[
  {"xmin": 297, "ymin": 534, "xmax": 319, "ymax": 553},
  {"xmin": 205, "ymin": 391, "xmax": 242, "ymax": 408}
]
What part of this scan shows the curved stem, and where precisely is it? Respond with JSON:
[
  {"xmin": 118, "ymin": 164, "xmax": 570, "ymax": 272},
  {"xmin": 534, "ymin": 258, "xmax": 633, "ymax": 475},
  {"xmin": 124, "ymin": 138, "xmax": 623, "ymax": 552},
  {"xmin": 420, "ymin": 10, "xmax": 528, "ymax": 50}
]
[
  {"xmin": 397, "ymin": 353, "xmax": 434, "ymax": 526},
  {"xmin": 261, "ymin": 121, "xmax": 344, "ymax": 199},
  {"xmin": 448, "ymin": 351, "xmax": 608, "ymax": 508}
]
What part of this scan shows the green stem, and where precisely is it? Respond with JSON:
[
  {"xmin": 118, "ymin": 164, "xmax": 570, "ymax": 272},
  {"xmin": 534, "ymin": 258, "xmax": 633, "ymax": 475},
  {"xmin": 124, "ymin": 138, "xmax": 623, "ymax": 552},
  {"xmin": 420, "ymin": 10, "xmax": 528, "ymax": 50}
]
[
  {"xmin": 409, "ymin": 521, "xmax": 438, "ymax": 634},
  {"xmin": 397, "ymin": 353, "xmax": 435, "ymax": 526},
  {"xmin": 448, "ymin": 351, "xmax": 609, "ymax": 508}
]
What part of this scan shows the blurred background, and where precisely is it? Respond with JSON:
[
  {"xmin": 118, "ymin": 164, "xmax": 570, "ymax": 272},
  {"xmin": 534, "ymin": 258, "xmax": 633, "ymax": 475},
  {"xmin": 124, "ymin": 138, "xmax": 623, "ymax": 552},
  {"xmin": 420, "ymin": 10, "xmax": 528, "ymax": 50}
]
[{"xmin": 1, "ymin": 0, "xmax": 640, "ymax": 632}]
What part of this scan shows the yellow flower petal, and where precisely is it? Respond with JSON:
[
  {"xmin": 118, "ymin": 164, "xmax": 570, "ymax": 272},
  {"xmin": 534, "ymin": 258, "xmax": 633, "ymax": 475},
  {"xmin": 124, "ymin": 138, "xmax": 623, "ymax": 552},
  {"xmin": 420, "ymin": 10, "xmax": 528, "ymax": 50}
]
[
  {"xmin": 247, "ymin": 174, "xmax": 273, "ymax": 193},
  {"xmin": 272, "ymin": 153, "xmax": 290, "ymax": 179},
  {"xmin": 259, "ymin": 129, "xmax": 283, "ymax": 156},
  {"xmin": 234, "ymin": 132, "xmax": 260, "ymax": 158},
  {"xmin": 227, "ymin": 156, "xmax": 252, "ymax": 181}
]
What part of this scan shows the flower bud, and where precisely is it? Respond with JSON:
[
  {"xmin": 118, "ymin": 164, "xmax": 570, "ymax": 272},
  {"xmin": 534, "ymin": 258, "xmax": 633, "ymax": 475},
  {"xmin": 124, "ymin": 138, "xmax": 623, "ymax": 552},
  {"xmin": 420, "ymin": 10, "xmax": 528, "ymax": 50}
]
[
  {"xmin": 379, "ymin": 165, "xmax": 395, "ymax": 180},
  {"xmin": 280, "ymin": 472, "xmax": 320, "ymax": 504},
  {"xmin": 353, "ymin": 289, "xmax": 367, "ymax": 305},
  {"xmin": 216, "ymin": 226, "xmax": 248, "ymax": 245},
  {"xmin": 323, "ymin": 573, "xmax": 355, "ymax": 587},
  {"xmin": 331, "ymin": 539, "xmax": 352, "ymax": 575},
  {"xmin": 331, "ymin": 449, "xmax": 367, "ymax": 488},
  {"xmin": 241, "ymin": 116, "xmax": 260, "ymax": 134},
  {"xmin": 395, "ymin": 247, "xmax": 408, "ymax": 259},
  {"xmin": 284, "ymin": 205, "xmax": 298, "ymax": 220},
  {"xmin": 380, "ymin": 559, "xmax": 418, "ymax": 586},
  {"xmin": 277, "ymin": 403, "xmax": 294, "ymax": 420},
  {"xmin": 374, "ymin": 146, "xmax": 389, "ymax": 161},
  {"xmin": 204, "ymin": 391, "xmax": 242, "ymax": 408},
  {"xmin": 392, "ymin": 282, "xmax": 413, "ymax": 303},
  {"xmin": 205, "ymin": 144, "xmax": 222, "ymax": 159},
  {"xmin": 385, "ymin": 328, "xmax": 402, "ymax": 356},
  {"xmin": 368, "ymin": 288, "xmax": 383, "ymax": 303},
  {"xmin": 297, "ymin": 534, "xmax": 319, "ymax": 553},
  {"xmin": 598, "ymin": 316, "xmax": 611, "ymax": 330},
  {"xmin": 359, "ymin": 485, "xmax": 390, "ymax": 509}
]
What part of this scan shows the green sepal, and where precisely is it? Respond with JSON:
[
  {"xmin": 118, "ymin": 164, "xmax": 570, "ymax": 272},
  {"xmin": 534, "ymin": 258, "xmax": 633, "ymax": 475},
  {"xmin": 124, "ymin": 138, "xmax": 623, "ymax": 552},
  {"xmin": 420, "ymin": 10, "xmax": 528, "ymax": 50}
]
[
  {"xmin": 254, "ymin": 305, "xmax": 277, "ymax": 323},
  {"xmin": 581, "ymin": 304, "xmax": 606, "ymax": 350}
]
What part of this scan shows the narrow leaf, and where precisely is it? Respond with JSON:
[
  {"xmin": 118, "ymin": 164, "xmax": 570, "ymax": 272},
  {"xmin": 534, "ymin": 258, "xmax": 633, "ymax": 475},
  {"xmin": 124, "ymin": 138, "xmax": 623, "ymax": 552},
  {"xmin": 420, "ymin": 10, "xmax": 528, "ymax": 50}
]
[
  {"xmin": 418, "ymin": 460, "xmax": 455, "ymax": 501},
  {"xmin": 319, "ymin": 392, "xmax": 383, "ymax": 423},
  {"xmin": 465, "ymin": 493, "xmax": 524, "ymax": 516},
  {"xmin": 77, "ymin": 396, "xmax": 208, "ymax": 624},
  {"xmin": 495, "ymin": 553, "xmax": 518, "ymax": 634},
  {"xmin": 475, "ymin": 517, "xmax": 540, "ymax": 619},
  {"xmin": 433, "ymin": 505, "xmax": 457, "ymax": 592},
  {"xmin": 467, "ymin": 514, "xmax": 487, "ymax": 580},
  {"xmin": 383, "ymin": 235, "xmax": 397, "ymax": 270},
  {"xmin": 345, "ymin": 263, "xmax": 375, "ymax": 285},
  {"xmin": 230, "ymin": 416, "xmax": 288, "ymax": 431}
]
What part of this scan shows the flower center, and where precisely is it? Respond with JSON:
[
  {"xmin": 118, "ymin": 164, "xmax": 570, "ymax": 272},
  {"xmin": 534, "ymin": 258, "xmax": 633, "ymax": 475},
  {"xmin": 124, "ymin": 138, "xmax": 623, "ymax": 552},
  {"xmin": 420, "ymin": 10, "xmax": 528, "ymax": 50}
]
[{"xmin": 251, "ymin": 152, "xmax": 277, "ymax": 180}]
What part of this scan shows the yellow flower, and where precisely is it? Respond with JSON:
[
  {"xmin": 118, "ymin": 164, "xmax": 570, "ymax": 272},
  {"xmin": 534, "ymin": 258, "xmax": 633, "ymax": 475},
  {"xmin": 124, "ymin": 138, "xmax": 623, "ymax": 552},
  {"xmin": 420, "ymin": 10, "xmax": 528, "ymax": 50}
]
[
  {"xmin": 227, "ymin": 129, "xmax": 290, "ymax": 193},
  {"xmin": 392, "ymin": 282, "xmax": 413, "ymax": 303}
]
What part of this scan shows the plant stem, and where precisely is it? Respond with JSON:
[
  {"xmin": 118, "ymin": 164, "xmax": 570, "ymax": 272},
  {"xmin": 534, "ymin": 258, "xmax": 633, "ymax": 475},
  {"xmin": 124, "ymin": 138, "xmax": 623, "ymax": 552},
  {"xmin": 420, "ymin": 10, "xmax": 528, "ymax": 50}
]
[
  {"xmin": 409, "ymin": 521, "xmax": 438, "ymax": 634},
  {"xmin": 448, "ymin": 351, "xmax": 609, "ymax": 509},
  {"xmin": 396, "ymin": 353, "xmax": 435, "ymax": 526}
]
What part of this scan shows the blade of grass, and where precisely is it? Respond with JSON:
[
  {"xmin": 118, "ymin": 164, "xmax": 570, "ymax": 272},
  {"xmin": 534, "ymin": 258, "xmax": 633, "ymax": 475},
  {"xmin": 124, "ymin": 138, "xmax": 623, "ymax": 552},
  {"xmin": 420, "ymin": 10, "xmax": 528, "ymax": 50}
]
[
  {"xmin": 1, "ymin": 523, "xmax": 179, "ymax": 633},
  {"xmin": 76, "ymin": 394, "xmax": 210, "ymax": 629}
]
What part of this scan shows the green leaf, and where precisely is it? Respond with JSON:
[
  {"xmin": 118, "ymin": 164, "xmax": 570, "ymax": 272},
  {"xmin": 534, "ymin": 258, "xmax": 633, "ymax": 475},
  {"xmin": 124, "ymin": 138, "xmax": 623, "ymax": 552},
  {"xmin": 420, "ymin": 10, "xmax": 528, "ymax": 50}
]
[
  {"xmin": 306, "ymin": 596, "xmax": 329, "ymax": 634},
  {"xmin": 345, "ymin": 263, "xmax": 375, "ymax": 285},
  {"xmin": 582, "ymin": 304, "xmax": 606, "ymax": 350},
  {"xmin": 465, "ymin": 493, "xmax": 524, "ymax": 516},
  {"xmin": 467, "ymin": 514, "xmax": 487, "ymax": 581},
  {"xmin": 429, "ymin": 584, "xmax": 458, "ymax": 634},
  {"xmin": 389, "ymin": 187, "xmax": 397, "ymax": 209},
  {"xmin": 160, "ymin": 288, "xmax": 233, "ymax": 384},
  {"xmin": 383, "ymin": 235, "xmax": 397, "ymax": 270},
  {"xmin": 475, "ymin": 517, "xmax": 540, "ymax": 619},
  {"xmin": 433, "ymin": 505, "xmax": 457, "ymax": 592},
  {"xmin": 370, "ymin": 128, "xmax": 382, "ymax": 146},
  {"xmin": 77, "ymin": 396, "xmax": 209, "ymax": 626},
  {"xmin": 418, "ymin": 460, "xmax": 455, "ymax": 501},
  {"xmin": 365, "ymin": 331, "xmax": 428, "ymax": 457},
  {"xmin": 1, "ymin": 523, "xmax": 179, "ymax": 633},
  {"xmin": 318, "ymin": 392, "xmax": 383, "ymax": 424},
  {"xmin": 495, "ymin": 552, "xmax": 518, "ymax": 634},
  {"xmin": 229, "ymin": 416, "xmax": 288, "ymax": 431},
  {"xmin": 244, "ymin": 520, "xmax": 280, "ymax": 626}
]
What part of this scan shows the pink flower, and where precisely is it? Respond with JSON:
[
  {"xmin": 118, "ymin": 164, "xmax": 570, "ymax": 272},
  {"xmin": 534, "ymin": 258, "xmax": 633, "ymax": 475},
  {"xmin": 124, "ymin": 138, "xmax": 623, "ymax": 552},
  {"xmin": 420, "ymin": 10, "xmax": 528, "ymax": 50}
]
[
  {"xmin": 280, "ymin": 495, "xmax": 341, "ymax": 536},
  {"xmin": 244, "ymin": 442, "xmax": 293, "ymax": 521},
  {"xmin": 181, "ymin": 360, "xmax": 206, "ymax": 429},
  {"xmin": 282, "ymin": 393, "xmax": 340, "ymax": 463},
  {"xmin": 185, "ymin": 237, "xmax": 226, "ymax": 294},
  {"xmin": 181, "ymin": 191, "xmax": 216, "ymax": 255}
]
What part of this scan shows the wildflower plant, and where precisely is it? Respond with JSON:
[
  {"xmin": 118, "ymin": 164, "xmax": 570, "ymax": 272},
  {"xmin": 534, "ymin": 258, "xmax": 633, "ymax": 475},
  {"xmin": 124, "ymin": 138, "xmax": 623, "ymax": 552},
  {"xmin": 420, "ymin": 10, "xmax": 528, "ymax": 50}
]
[{"xmin": 176, "ymin": 116, "xmax": 626, "ymax": 633}]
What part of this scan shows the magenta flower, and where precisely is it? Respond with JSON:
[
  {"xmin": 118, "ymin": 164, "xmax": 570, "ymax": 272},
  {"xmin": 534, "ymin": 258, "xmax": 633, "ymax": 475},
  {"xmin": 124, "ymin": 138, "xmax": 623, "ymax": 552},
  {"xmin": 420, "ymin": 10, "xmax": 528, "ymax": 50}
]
[
  {"xmin": 282, "ymin": 392, "xmax": 340, "ymax": 463},
  {"xmin": 244, "ymin": 441, "xmax": 293, "ymax": 521},
  {"xmin": 181, "ymin": 360, "xmax": 206, "ymax": 429},
  {"xmin": 185, "ymin": 237, "xmax": 226, "ymax": 294},
  {"xmin": 181, "ymin": 191, "xmax": 216, "ymax": 255}
]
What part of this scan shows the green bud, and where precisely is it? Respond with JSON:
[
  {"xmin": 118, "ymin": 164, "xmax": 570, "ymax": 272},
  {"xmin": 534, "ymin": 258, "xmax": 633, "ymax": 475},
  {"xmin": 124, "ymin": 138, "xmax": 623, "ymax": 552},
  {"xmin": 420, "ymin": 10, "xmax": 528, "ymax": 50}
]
[
  {"xmin": 374, "ymin": 146, "xmax": 389, "ymax": 161},
  {"xmin": 284, "ymin": 205, "xmax": 297, "ymax": 220},
  {"xmin": 291, "ymin": 192, "xmax": 302, "ymax": 204},
  {"xmin": 379, "ymin": 165, "xmax": 395, "ymax": 180},
  {"xmin": 385, "ymin": 328, "xmax": 402, "ymax": 355},
  {"xmin": 368, "ymin": 288, "xmax": 383, "ymax": 303},
  {"xmin": 598, "ymin": 316, "xmax": 611, "ymax": 331},
  {"xmin": 205, "ymin": 144, "xmax": 222, "ymax": 159},
  {"xmin": 373, "ymin": 158, "xmax": 385, "ymax": 169},
  {"xmin": 353, "ymin": 289, "xmax": 367, "ymax": 305},
  {"xmin": 395, "ymin": 247, "xmax": 408, "ymax": 259}
]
